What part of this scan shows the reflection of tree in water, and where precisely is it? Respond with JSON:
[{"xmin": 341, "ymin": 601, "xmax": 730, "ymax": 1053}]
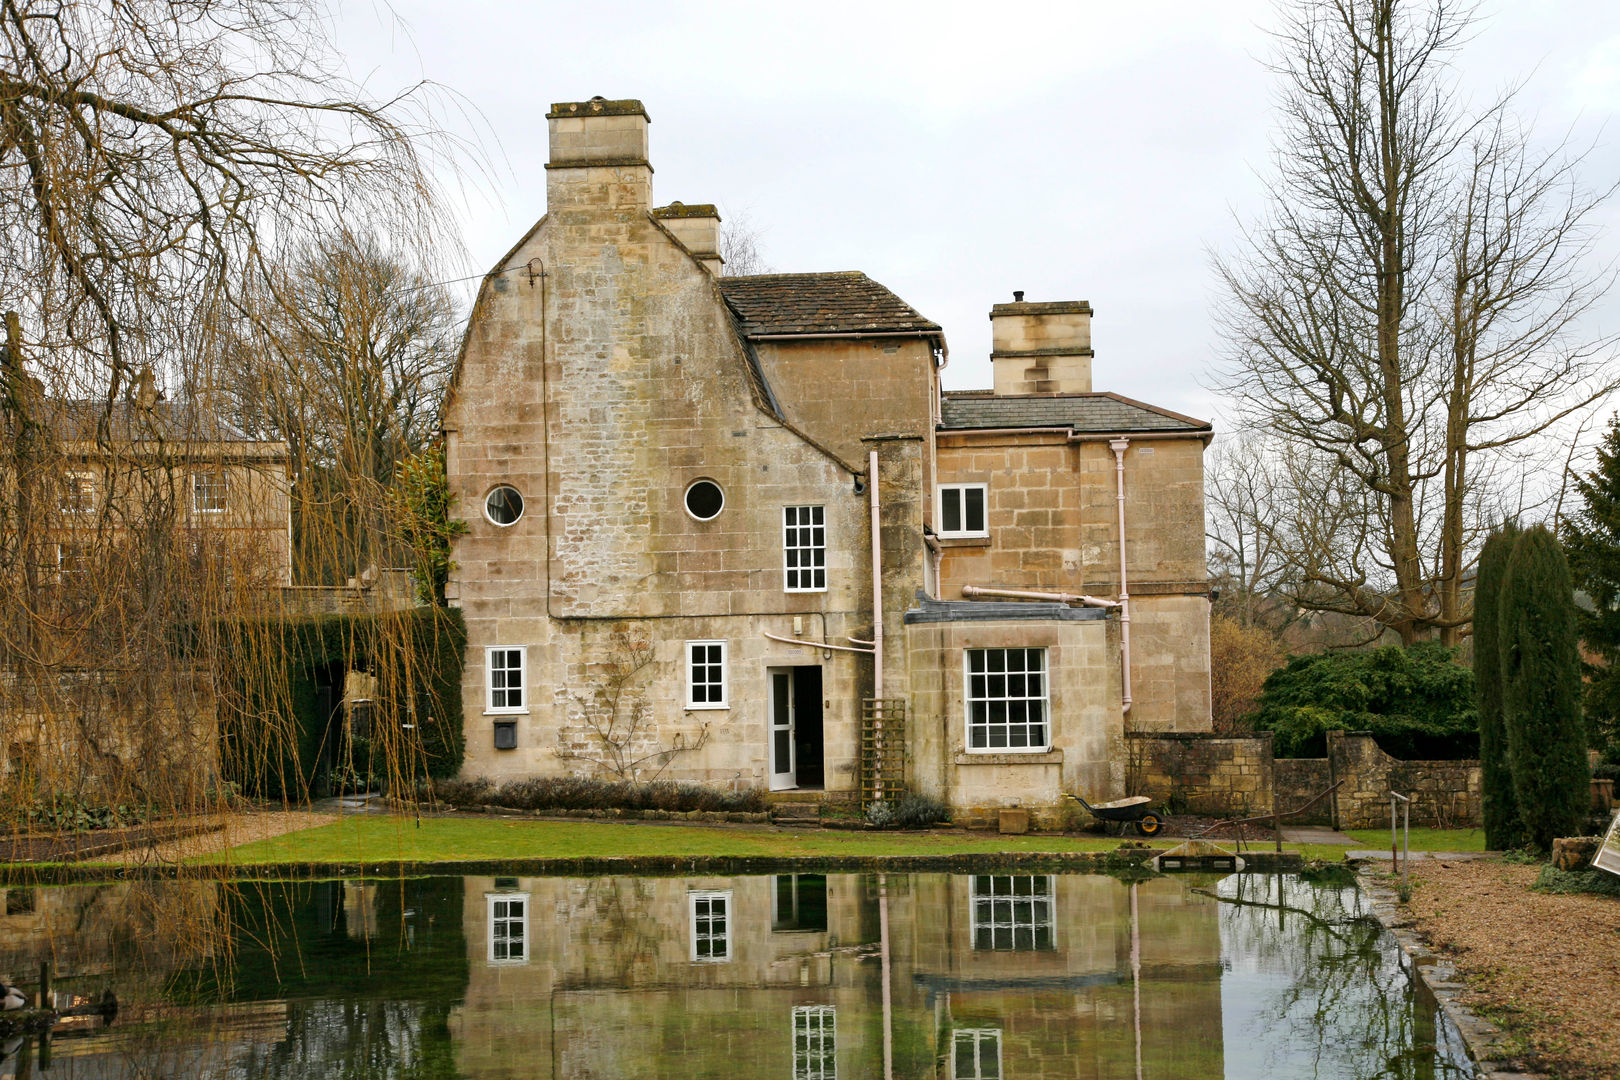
[
  {"xmin": 229, "ymin": 999, "xmax": 461, "ymax": 1080},
  {"xmin": 1214, "ymin": 872, "xmax": 1470, "ymax": 1079}
]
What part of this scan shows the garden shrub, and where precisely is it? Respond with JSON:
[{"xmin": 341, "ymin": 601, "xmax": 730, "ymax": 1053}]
[
  {"xmin": 1500, "ymin": 525, "xmax": 1590, "ymax": 852},
  {"xmin": 1245, "ymin": 642, "xmax": 1477, "ymax": 758},
  {"xmin": 864, "ymin": 800, "xmax": 896, "ymax": 828},
  {"xmin": 1532, "ymin": 863, "xmax": 1620, "ymax": 898},
  {"xmin": 430, "ymin": 776, "xmax": 768, "ymax": 815},
  {"xmin": 889, "ymin": 794, "xmax": 951, "ymax": 829}
]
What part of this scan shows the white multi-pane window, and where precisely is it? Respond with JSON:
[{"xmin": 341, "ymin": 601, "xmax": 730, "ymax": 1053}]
[
  {"xmin": 486, "ymin": 646, "xmax": 527, "ymax": 713},
  {"xmin": 56, "ymin": 543, "xmax": 93, "ymax": 585},
  {"xmin": 970, "ymin": 875, "xmax": 1055, "ymax": 951},
  {"xmin": 964, "ymin": 648, "xmax": 1048, "ymax": 752},
  {"xmin": 686, "ymin": 640, "xmax": 727, "ymax": 709},
  {"xmin": 191, "ymin": 470, "xmax": 228, "ymax": 514},
  {"xmin": 783, "ymin": 505, "xmax": 827, "ymax": 592},
  {"xmin": 937, "ymin": 483, "xmax": 987, "ymax": 537},
  {"xmin": 487, "ymin": 892, "xmax": 529, "ymax": 964},
  {"xmin": 951, "ymin": 1029, "xmax": 1002, "ymax": 1079},
  {"xmin": 792, "ymin": 1005, "xmax": 837, "ymax": 1080},
  {"xmin": 59, "ymin": 474, "xmax": 95, "ymax": 514},
  {"xmin": 689, "ymin": 890, "xmax": 732, "ymax": 962}
]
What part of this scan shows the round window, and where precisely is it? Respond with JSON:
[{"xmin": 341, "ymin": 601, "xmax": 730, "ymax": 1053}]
[
  {"xmin": 485, "ymin": 485, "xmax": 524, "ymax": 526},
  {"xmin": 684, "ymin": 479, "xmax": 724, "ymax": 521}
]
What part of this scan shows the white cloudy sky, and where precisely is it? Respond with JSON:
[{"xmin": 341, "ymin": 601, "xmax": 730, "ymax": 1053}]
[{"xmin": 334, "ymin": 0, "xmax": 1620, "ymax": 425}]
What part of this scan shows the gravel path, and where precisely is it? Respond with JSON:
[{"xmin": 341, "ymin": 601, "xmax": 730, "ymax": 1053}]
[{"xmin": 1403, "ymin": 858, "xmax": 1620, "ymax": 1080}]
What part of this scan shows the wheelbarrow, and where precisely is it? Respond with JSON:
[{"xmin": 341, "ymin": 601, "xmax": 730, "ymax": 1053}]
[{"xmin": 1065, "ymin": 792, "xmax": 1164, "ymax": 837}]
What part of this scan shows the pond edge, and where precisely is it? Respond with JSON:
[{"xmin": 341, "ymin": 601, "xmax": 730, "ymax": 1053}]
[
  {"xmin": 1354, "ymin": 863, "xmax": 1541, "ymax": 1080},
  {"xmin": 2, "ymin": 848, "xmax": 1305, "ymax": 886}
]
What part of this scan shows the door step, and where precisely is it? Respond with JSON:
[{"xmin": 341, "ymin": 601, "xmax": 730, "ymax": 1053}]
[{"xmin": 769, "ymin": 801, "xmax": 823, "ymax": 826}]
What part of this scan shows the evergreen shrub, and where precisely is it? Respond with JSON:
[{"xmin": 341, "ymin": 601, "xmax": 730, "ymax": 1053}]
[
  {"xmin": 1474, "ymin": 524, "xmax": 1525, "ymax": 849},
  {"xmin": 1245, "ymin": 642, "xmax": 1476, "ymax": 758},
  {"xmin": 1499, "ymin": 525, "xmax": 1590, "ymax": 852}
]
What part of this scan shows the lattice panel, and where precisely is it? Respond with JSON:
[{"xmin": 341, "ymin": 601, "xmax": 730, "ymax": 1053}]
[{"xmin": 860, "ymin": 697, "xmax": 907, "ymax": 808}]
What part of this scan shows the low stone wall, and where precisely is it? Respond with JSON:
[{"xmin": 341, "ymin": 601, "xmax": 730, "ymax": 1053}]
[
  {"xmin": 1127, "ymin": 729, "xmax": 1481, "ymax": 829},
  {"xmin": 1274, "ymin": 758, "xmax": 1333, "ymax": 825},
  {"xmin": 1126, "ymin": 732, "xmax": 1274, "ymax": 817},
  {"xmin": 1328, "ymin": 731, "xmax": 1482, "ymax": 830}
]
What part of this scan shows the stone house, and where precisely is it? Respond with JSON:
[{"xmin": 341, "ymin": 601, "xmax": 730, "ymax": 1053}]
[{"xmin": 442, "ymin": 97, "xmax": 1212, "ymax": 823}]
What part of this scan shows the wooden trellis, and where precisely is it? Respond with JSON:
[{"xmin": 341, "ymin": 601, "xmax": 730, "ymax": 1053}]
[{"xmin": 860, "ymin": 697, "xmax": 907, "ymax": 808}]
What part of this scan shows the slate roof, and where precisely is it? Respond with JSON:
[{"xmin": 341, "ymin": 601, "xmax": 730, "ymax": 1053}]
[
  {"xmin": 939, "ymin": 392, "xmax": 1210, "ymax": 434},
  {"xmin": 719, "ymin": 272, "xmax": 942, "ymax": 338},
  {"xmin": 44, "ymin": 399, "xmax": 259, "ymax": 443}
]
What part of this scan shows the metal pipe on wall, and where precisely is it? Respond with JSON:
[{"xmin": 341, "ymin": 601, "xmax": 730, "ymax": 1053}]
[
  {"xmin": 869, "ymin": 448, "xmax": 883, "ymax": 696},
  {"xmin": 1109, "ymin": 438, "xmax": 1133, "ymax": 714},
  {"xmin": 960, "ymin": 584, "xmax": 1119, "ymax": 608}
]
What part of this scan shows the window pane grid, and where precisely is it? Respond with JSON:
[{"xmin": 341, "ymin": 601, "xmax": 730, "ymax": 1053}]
[
  {"xmin": 965, "ymin": 648, "xmax": 1047, "ymax": 751},
  {"xmin": 971, "ymin": 876, "xmax": 1055, "ymax": 952},
  {"xmin": 691, "ymin": 891, "xmax": 731, "ymax": 961},
  {"xmin": 784, "ymin": 506, "xmax": 826, "ymax": 591},
  {"xmin": 687, "ymin": 641, "xmax": 726, "ymax": 707},
  {"xmin": 488, "ymin": 648, "xmax": 524, "ymax": 711},
  {"xmin": 951, "ymin": 1029, "xmax": 1002, "ymax": 1079},
  {"xmin": 192, "ymin": 471, "xmax": 227, "ymax": 513},
  {"xmin": 488, "ymin": 893, "xmax": 528, "ymax": 963},
  {"xmin": 938, "ymin": 484, "xmax": 986, "ymax": 537},
  {"xmin": 793, "ymin": 1005, "xmax": 837, "ymax": 1080}
]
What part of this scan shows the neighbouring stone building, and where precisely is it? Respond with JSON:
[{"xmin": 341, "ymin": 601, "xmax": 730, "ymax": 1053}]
[{"xmin": 442, "ymin": 97, "xmax": 1213, "ymax": 823}]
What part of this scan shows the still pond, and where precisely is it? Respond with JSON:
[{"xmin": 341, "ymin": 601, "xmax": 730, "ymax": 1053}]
[{"xmin": 0, "ymin": 870, "xmax": 1473, "ymax": 1078}]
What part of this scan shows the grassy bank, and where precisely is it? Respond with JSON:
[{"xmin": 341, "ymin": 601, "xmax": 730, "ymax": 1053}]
[
  {"xmin": 175, "ymin": 816, "xmax": 1353, "ymax": 866},
  {"xmin": 1342, "ymin": 827, "xmax": 1487, "ymax": 852}
]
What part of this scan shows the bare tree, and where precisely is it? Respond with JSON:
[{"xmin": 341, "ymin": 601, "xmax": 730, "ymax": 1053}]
[
  {"xmin": 719, "ymin": 209, "xmax": 774, "ymax": 277},
  {"xmin": 0, "ymin": 0, "xmax": 460, "ymax": 832},
  {"xmin": 557, "ymin": 632, "xmax": 710, "ymax": 781},
  {"xmin": 223, "ymin": 233, "xmax": 460, "ymax": 583},
  {"xmin": 1213, "ymin": 0, "xmax": 1619, "ymax": 645},
  {"xmin": 1206, "ymin": 430, "xmax": 1294, "ymax": 629}
]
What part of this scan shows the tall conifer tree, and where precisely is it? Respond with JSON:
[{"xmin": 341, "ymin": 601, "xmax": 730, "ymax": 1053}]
[
  {"xmin": 1474, "ymin": 524, "xmax": 1524, "ymax": 849},
  {"xmin": 1564, "ymin": 415, "xmax": 1620, "ymax": 755},
  {"xmin": 1500, "ymin": 526, "xmax": 1590, "ymax": 851}
]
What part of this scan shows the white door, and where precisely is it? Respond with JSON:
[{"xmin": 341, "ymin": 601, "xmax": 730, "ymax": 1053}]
[{"xmin": 769, "ymin": 668, "xmax": 796, "ymax": 790}]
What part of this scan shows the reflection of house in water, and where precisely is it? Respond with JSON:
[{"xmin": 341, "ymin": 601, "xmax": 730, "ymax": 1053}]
[{"xmin": 448, "ymin": 873, "xmax": 1223, "ymax": 1078}]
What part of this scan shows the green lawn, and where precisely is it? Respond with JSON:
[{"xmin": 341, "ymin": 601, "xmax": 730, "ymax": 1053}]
[
  {"xmin": 206, "ymin": 816, "xmax": 1354, "ymax": 866},
  {"xmin": 1342, "ymin": 827, "xmax": 1487, "ymax": 852}
]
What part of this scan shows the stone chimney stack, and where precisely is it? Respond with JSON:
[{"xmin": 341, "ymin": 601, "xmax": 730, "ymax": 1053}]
[
  {"xmin": 989, "ymin": 296, "xmax": 1093, "ymax": 395},
  {"xmin": 652, "ymin": 202, "xmax": 724, "ymax": 276},
  {"xmin": 545, "ymin": 97, "xmax": 652, "ymax": 211}
]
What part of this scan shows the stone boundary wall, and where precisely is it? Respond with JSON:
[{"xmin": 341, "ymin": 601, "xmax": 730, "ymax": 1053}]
[
  {"xmin": 1327, "ymin": 730, "xmax": 1482, "ymax": 831},
  {"xmin": 1127, "ymin": 730, "xmax": 1482, "ymax": 829},
  {"xmin": 1274, "ymin": 758, "xmax": 1333, "ymax": 825},
  {"xmin": 1126, "ymin": 732, "xmax": 1274, "ymax": 818}
]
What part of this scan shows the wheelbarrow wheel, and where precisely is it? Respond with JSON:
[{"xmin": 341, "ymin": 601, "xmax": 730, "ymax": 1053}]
[{"xmin": 1135, "ymin": 813, "xmax": 1162, "ymax": 837}]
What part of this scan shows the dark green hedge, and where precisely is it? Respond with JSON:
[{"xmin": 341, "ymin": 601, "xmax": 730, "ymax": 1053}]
[
  {"xmin": 1246, "ymin": 642, "xmax": 1477, "ymax": 759},
  {"xmin": 215, "ymin": 607, "xmax": 465, "ymax": 800}
]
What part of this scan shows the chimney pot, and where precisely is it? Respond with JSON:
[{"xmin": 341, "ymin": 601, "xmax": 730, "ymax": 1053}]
[{"xmin": 1013, "ymin": 291, "xmax": 1024, "ymax": 302}]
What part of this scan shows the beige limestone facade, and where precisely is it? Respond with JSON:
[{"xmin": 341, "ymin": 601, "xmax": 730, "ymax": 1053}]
[{"xmin": 443, "ymin": 97, "xmax": 1213, "ymax": 822}]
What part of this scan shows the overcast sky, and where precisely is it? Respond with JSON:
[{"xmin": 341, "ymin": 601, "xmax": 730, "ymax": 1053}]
[{"xmin": 334, "ymin": 0, "xmax": 1620, "ymax": 425}]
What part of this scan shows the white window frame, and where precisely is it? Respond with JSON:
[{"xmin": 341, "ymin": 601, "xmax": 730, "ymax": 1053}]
[
  {"xmin": 56, "ymin": 542, "xmax": 93, "ymax": 585},
  {"xmin": 686, "ymin": 640, "xmax": 728, "ymax": 710},
  {"xmin": 970, "ymin": 875, "xmax": 1056, "ymax": 952},
  {"xmin": 963, "ymin": 647, "xmax": 1049, "ymax": 753},
  {"xmin": 783, "ymin": 505, "xmax": 827, "ymax": 593},
  {"xmin": 191, "ymin": 470, "xmax": 228, "ymax": 515},
  {"xmin": 485, "ymin": 646, "xmax": 528, "ymax": 715},
  {"xmin": 950, "ymin": 1028, "xmax": 1003, "ymax": 1079},
  {"xmin": 59, "ymin": 473, "xmax": 95, "ymax": 514},
  {"xmin": 689, "ymin": 889, "xmax": 733, "ymax": 962},
  {"xmin": 937, "ymin": 483, "xmax": 988, "ymax": 538},
  {"xmin": 792, "ymin": 1005, "xmax": 837, "ymax": 1080},
  {"xmin": 486, "ymin": 891, "xmax": 530, "ymax": 965}
]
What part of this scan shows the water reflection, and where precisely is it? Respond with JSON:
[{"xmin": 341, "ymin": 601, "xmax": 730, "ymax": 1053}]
[{"xmin": 0, "ymin": 870, "xmax": 1472, "ymax": 1079}]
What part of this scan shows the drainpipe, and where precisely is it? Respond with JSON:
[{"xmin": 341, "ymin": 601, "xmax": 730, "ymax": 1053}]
[
  {"xmin": 869, "ymin": 449, "xmax": 883, "ymax": 696},
  {"xmin": 1109, "ymin": 438, "xmax": 1133, "ymax": 715},
  {"xmin": 923, "ymin": 530, "xmax": 942, "ymax": 600}
]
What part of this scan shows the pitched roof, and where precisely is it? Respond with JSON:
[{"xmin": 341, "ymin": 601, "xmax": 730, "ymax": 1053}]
[
  {"xmin": 939, "ymin": 392, "xmax": 1211, "ymax": 434},
  {"xmin": 44, "ymin": 398, "xmax": 259, "ymax": 443},
  {"xmin": 719, "ymin": 272, "xmax": 942, "ymax": 338}
]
